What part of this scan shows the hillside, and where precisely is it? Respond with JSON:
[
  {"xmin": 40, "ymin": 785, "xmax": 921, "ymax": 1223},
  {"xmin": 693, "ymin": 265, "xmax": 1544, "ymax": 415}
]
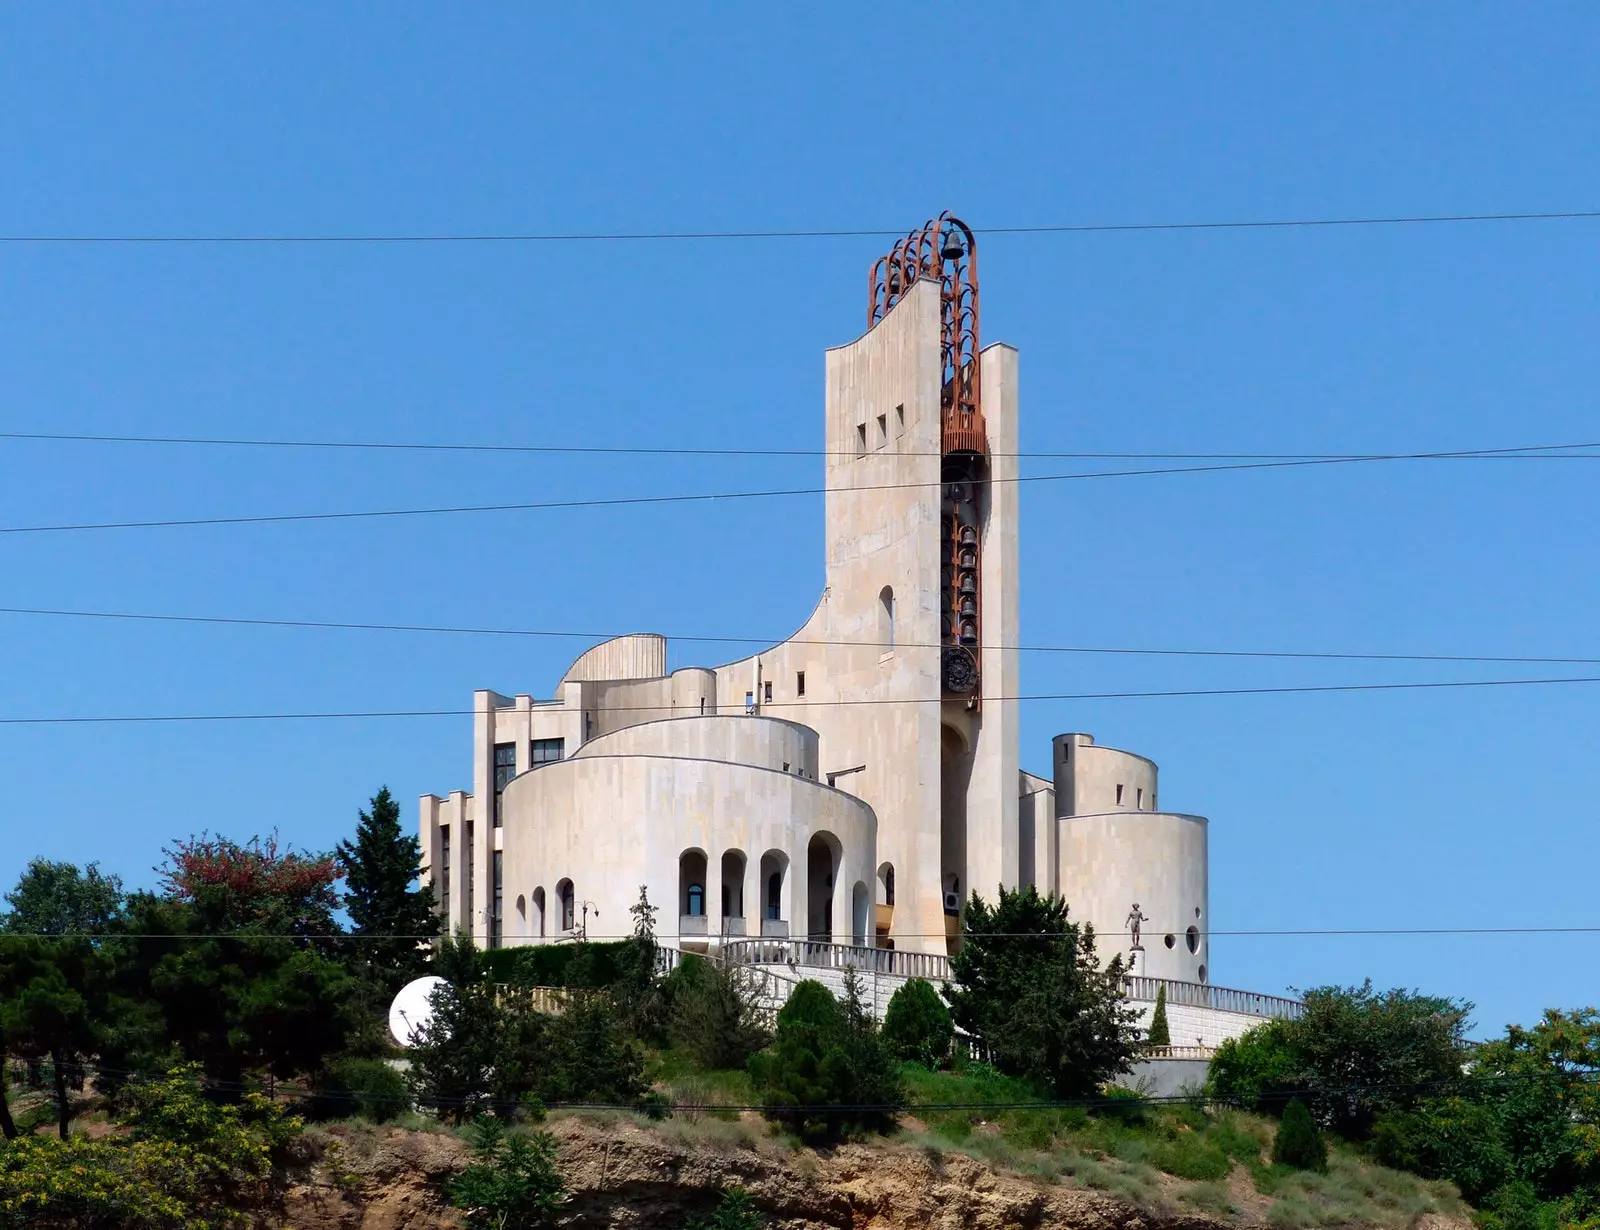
[{"xmin": 274, "ymin": 1111, "xmax": 1472, "ymax": 1230}]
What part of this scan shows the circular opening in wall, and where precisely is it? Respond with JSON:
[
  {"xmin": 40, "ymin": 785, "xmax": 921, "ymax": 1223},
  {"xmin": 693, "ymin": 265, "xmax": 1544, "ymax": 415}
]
[
  {"xmin": 1185, "ymin": 925, "xmax": 1199, "ymax": 954},
  {"xmin": 1198, "ymin": 964, "xmax": 1207, "ymax": 984},
  {"xmin": 1195, "ymin": 907, "xmax": 1202, "ymax": 919},
  {"xmin": 1163, "ymin": 934, "xmax": 1175, "ymax": 949}
]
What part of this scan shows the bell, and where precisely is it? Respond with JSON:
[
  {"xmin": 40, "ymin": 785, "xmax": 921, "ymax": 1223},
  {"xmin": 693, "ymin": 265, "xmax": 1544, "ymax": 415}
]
[{"xmin": 941, "ymin": 235, "xmax": 964, "ymax": 262}]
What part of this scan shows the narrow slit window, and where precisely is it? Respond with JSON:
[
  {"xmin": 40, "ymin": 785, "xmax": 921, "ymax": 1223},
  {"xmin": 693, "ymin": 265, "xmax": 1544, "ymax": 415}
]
[
  {"xmin": 895, "ymin": 404, "xmax": 905, "ymax": 437},
  {"xmin": 876, "ymin": 413, "xmax": 887, "ymax": 447},
  {"xmin": 855, "ymin": 423, "xmax": 867, "ymax": 458},
  {"xmin": 763, "ymin": 680, "xmax": 772, "ymax": 703},
  {"xmin": 1115, "ymin": 784, "xmax": 1124, "ymax": 805},
  {"xmin": 796, "ymin": 670, "xmax": 806, "ymax": 697},
  {"xmin": 1136, "ymin": 787, "xmax": 1144, "ymax": 809}
]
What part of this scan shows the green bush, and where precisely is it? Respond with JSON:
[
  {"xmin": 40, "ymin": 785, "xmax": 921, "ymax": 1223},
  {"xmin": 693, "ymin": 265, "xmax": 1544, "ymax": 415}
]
[
  {"xmin": 685, "ymin": 1186, "xmax": 765, "ymax": 1229},
  {"xmin": 537, "ymin": 991, "xmax": 649, "ymax": 1106},
  {"xmin": 1149, "ymin": 1129, "xmax": 1231, "ymax": 1181},
  {"xmin": 448, "ymin": 1116, "xmax": 567, "ymax": 1229},
  {"xmin": 318, "ymin": 1057, "xmax": 411, "ymax": 1123},
  {"xmin": 1371, "ymin": 1098, "xmax": 1510, "ymax": 1203},
  {"xmin": 1207, "ymin": 1020, "xmax": 1300, "ymax": 1115},
  {"xmin": 881, "ymin": 978, "xmax": 953, "ymax": 1069},
  {"xmin": 0, "ymin": 1064, "xmax": 302, "ymax": 1227},
  {"xmin": 748, "ymin": 973, "xmax": 903, "ymax": 1138},
  {"xmin": 667, "ymin": 958, "xmax": 771, "ymax": 1071},
  {"xmin": 1271, "ymin": 1100, "xmax": 1328, "ymax": 1173}
]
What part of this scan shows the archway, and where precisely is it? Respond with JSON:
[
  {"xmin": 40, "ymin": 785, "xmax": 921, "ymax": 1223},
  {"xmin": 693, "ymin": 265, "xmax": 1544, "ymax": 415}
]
[
  {"xmin": 720, "ymin": 849, "xmax": 747, "ymax": 934},
  {"xmin": 940, "ymin": 723, "xmax": 973, "ymax": 953},
  {"xmin": 679, "ymin": 849, "xmax": 708, "ymax": 921},
  {"xmin": 806, "ymin": 832, "xmax": 841, "ymax": 943},
  {"xmin": 758, "ymin": 849, "xmax": 789, "ymax": 937},
  {"xmin": 555, "ymin": 879, "xmax": 574, "ymax": 932},
  {"xmin": 851, "ymin": 880, "xmax": 870, "ymax": 947}
]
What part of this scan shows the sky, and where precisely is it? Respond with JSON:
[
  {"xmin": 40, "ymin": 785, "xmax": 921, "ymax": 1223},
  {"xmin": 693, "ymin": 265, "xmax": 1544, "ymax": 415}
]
[{"xmin": 0, "ymin": 4, "xmax": 1595, "ymax": 1037}]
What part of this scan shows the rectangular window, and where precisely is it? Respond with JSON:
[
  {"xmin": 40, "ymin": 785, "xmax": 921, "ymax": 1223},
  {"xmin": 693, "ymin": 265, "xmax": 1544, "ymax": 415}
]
[
  {"xmin": 1136, "ymin": 787, "xmax": 1144, "ymax": 809},
  {"xmin": 464, "ymin": 822, "xmax": 475, "ymax": 931},
  {"xmin": 491, "ymin": 851, "xmax": 503, "ymax": 948},
  {"xmin": 855, "ymin": 423, "xmax": 867, "ymax": 458},
  {"xmin": 895, "ymin": 404, "xmax": 905, "ymax": 437},
  {"xmin": 1115, "ymin": 784, "xmax": 1124, "ymax": 805},
  {"xmin": 764, "ymin": 681, "xmax": 772, "ymax": 703},
  {"xmin": 796, "ymin": 670, "xmax": 806, "ymax": 697},
  {"xmin": 439, "ymin": 827, "xmax": 451, "ymax": 921},
  {"xmin": 744, "ymin": 690, "xmax": 755, "ymax": 714},
  {"xmin": 530, "ymin": 738, "xmax": 564, "ymax": 765},
  {"xmin": 876, "ymin": 413, "xmax": 887, "ymax": 447},
  {"xmin": 493, "ymin": 743, "xmax": 516, "ymax": 827}
]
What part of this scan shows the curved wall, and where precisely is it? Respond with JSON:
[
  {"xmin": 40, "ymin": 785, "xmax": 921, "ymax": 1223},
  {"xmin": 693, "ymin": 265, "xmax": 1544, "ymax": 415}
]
[
  {"xmin": 499, "ymin": 751, "xmax": 875, "ymax": 950},
  {"xmin": 559, "ymin": 633, "xmax": 668, "ymax": 686},
  {"xmin": 1054, "ymin": 733, "xmax": 1159, "ymax": 816},
  {"xmin": 573, "ymin": 714, "xmax": 819, "ymax": 778},
  {"xmin": 1056, "ymin": 810, "xmax": 1209, "ymax": 983}
]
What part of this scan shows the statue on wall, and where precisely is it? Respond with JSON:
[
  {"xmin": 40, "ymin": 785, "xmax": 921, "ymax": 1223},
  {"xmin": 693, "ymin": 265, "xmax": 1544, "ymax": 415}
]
[{"xmin": 1126, "ymin": 903, "xmax": 1149, "ymax": 952}]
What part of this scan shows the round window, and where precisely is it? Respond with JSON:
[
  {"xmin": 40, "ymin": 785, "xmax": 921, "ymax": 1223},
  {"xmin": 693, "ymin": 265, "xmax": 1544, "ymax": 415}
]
[
  {"xmin": 1185, "ymin": 925, "xmax": 1199, "ymax": 954},
  {"xmin": 1163, "ymin": 933, "xmax": 1175, "ymax": 949}
]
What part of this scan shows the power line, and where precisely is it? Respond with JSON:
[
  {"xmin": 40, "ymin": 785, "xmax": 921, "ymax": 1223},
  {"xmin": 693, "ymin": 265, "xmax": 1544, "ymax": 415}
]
[
  {"xmin": 4, "ymin": 603, "xmax": 1600, "ymax": 670},
  {"xmin": 2, "ymin": 208, "xmax": 1597, "ymax": 245},
  {"xmin": 13, "ymin": 926, "xmax": 1597, "ymax": 941},
  {"xmin": 3, "ymin": 428, "xmax": 1599, "ymax": 463},
  {"xmin": 5, "ymin": 672, "xmax": 1600, "ymax": 726},
  {"xmin": 4, "ymin": 443, "xmax": 1594, "ymax": 537}
]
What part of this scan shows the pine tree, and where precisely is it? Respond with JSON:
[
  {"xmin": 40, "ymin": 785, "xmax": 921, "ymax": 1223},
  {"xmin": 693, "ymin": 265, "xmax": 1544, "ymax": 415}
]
[
  {"xmin": 336, "ymin": 787, "xmax": 439, "ymax": 990},
  {"xmin": 1147, "ymin": 983, "xmax": 1171, "ymax": 1049},
  {"xmin": 1272, "ymin": 1098, "xmax": 1329, "ymax": 1172}
]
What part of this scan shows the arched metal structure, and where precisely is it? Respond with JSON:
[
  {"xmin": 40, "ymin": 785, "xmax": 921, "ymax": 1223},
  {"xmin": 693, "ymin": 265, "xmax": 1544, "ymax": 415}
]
[{"xmin": 868, "ymin": 212, "xmax": 989, "ymax": 703}]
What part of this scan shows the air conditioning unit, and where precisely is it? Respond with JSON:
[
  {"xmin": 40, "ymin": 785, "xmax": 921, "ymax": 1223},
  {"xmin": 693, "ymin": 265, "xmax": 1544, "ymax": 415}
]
[{"xmin": 942, "ymin": 891, "xmax": 961, "ymax": 915}]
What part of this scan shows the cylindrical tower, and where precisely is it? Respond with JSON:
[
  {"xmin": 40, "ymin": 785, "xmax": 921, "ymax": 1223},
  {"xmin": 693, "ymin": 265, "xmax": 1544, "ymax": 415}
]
[{"xmin": 1052, "ymin": 733, "xmax": 1210, "ymax": 984}]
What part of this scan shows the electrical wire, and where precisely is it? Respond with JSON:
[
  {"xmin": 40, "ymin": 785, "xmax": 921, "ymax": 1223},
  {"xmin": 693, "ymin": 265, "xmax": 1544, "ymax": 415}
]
[
  {"xmin": 4, "ymin": 673, "xmax": 1600, "ymax": 726},
  {"xmin": 2, "ymin": 208, "xmax": 1598, "ymax": 244},
  {"xmin": 3, "ymin": 443, "xmax": 1594, "ymax": 537},
  {"xmin": 3, "ymin": 428, "xmax": 1599, "ymax": 462},
  {"xmin": 3, "ymin": 603, "xmax": 1597, "ymax": 669}
]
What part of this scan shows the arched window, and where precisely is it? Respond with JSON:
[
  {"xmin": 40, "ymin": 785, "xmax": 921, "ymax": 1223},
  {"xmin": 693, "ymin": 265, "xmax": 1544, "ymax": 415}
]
[
  {"xmin": 766, "ymin": 873, "xmax": 782, "ymax": 919},
  {"xmin": 679, "ymin": 849, "xmax": 708, "ymax": 920},
  {"xmin": 556, "ymin": 879, "xmax": 575, "ymax": 931},
  {"xmin": 532, "ymin": 887, "xmax": 546, "ymax": 938},
  {"xmin": 687, "ymin": 883, "xmax": 704, "ymax": 917},
  {"xmin": 878, "ymin": 586, "xmax": 895, "ymax": 650}
]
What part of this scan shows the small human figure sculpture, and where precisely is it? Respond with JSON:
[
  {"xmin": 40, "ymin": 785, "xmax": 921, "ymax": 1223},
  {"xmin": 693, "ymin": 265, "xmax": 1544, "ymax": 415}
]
[{"xmin": 1126, "ymin": 903, "xmax": 1149, "ymax": 951}]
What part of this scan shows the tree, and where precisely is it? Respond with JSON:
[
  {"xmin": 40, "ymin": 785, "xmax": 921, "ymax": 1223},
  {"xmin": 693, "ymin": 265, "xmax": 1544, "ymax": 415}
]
[
  {"xmin": 336, "ymin": 786, "xmax": 438, "ymax": 991},
  {"xmin": 749, "ymin": 974, "xmax": 903, "ymax": 1138},
  {"xmin": 1147, "ymin": 983, "xmax": 1171, "ymax": 1049},
  {"xmin": 608, "ymin": 886, "xmax": 665, "ymax": 1041},
  {"xmin": 944, "ymin": 887, "xmax": 1141, "ymax": 1098},
  {"xmin": 407, "ymin": 935, "xmax": 506, "ymax": 1122},
  {"xmin": 0, "ymin": 936, "xmax": 107, "ymax": 1138},
  {"xmin": 2, "ymin": 859, "xmax": 123, "ymax": 935},
  {"xmin": 1286, "ymin": 981, "xmax": 1471, "ymax": 1139},
  {"xmin": 539, "ymin": 991, "xmax": 649, "ymax": 1107},
  {"xmin": 1273, "ymin": 1099, "xmax": 1328, "ymax": 1172},
  {"xmin": 160, "ymin": 832, "xmax": 341, "ymax": 938},
  {"xmin": 668, "ymin": 956, "xmax": 771, "ymax": 1071},
  {"xmin": 881, "ymin": 977, "xmax": 953, "ymax": 1069}
]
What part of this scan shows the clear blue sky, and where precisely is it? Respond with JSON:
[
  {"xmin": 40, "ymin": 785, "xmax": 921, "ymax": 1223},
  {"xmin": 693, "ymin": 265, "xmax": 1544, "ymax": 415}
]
[{"xmin": 1, "ymin": 5, "xmax": 1594, "ymax": 1036}]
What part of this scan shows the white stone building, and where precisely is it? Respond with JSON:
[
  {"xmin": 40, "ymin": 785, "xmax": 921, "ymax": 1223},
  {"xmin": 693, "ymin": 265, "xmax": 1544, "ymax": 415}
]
[{"xmin": 420, "ymin": 215, "xmax": 1284, "ymax": 1037}]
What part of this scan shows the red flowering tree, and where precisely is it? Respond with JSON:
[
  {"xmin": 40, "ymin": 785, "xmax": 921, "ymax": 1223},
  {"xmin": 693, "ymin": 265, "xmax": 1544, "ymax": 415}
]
[{"xmin": 158, "ymin": 833, "xmax": 339, "ymax": 937}]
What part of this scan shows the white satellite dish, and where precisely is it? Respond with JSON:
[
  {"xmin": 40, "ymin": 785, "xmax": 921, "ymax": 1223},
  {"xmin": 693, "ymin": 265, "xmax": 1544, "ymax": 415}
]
[{"xmin": 388, "ymin": 975, "xmax": 446, "ymax": 1048}]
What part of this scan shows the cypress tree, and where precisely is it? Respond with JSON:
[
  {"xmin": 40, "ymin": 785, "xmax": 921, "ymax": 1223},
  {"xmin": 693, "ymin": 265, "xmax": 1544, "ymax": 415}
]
[
  {"xmin": 336, "ymin": 787, "xmax": 439, "ymax": 990},
  {"xmin": 1147, "ymin": 983, "xmax": 1171, "ymax": 1049}
]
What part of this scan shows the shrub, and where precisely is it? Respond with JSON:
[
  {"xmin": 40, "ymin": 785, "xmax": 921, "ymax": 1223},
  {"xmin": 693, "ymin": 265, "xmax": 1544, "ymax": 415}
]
[
  {"xmin": 538, "ymin": 991, "xmax": 649, "ymax": 1106},
  {"xmin": 319, "ymin": 1057, "xmax": 411, "ymax": 1123},
  {"xmin": 882, "ymin": 978, "xmax": 953, "ymax": 1069},
  {"xmin": 1371, "ymin": 1098, "xmax": 1509, "ymax": 1203},
  {"xmin": 1147, "ymin": 984, "xmax": 1171, "ymax": 1049},
  {"xmin": 1150, "ymin": 1129, "xmax": 1232, "ymax": 1181},
  {"xmin": 685, "ymin": 1185, "xmax": 765, "ymax": 1229},
  {"xmin": 0, "ymin": 1063, "xmax": 303, "ymax": 1227},
  {"xmin": 1272, "ymin": 1099, "xmax": 1328, "ymax": 1173},
  {"xmin": 1207, "ymin": 1020, "xmax": 1300, "ymax": 1115},
  {"xmin": 668, "ymin": 958, "xmax": 771, "ymax": 1071},
  {"xmin": 448, "ymin": 1116, "xmax": 567, "ymax": 1229},
  {"xmin": 748, "ymin": 972, "xmax": 903, "ymax": 1138}
]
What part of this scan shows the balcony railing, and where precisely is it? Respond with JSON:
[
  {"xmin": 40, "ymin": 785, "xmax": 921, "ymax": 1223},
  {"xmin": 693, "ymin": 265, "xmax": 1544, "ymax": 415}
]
[
  {"xmin": 1123, "ymin": 976, "xmax": 1303, "ymax": 1021},
  {"xmin": 720, "ymin": 937, "xmax": 951, "ymax": 982}
]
